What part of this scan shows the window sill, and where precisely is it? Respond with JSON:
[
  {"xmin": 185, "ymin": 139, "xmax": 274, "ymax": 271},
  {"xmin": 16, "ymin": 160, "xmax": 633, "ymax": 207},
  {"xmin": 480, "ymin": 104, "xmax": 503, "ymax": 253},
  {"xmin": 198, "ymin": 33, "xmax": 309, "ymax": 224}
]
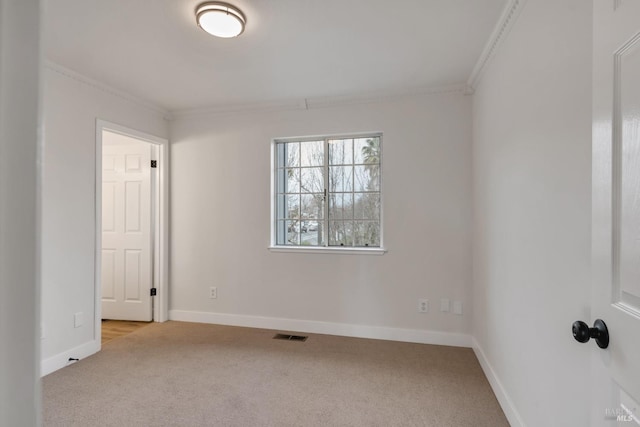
[{"xmin": 268, "ymin": 246, "xmax": 387, "ymax": 255}]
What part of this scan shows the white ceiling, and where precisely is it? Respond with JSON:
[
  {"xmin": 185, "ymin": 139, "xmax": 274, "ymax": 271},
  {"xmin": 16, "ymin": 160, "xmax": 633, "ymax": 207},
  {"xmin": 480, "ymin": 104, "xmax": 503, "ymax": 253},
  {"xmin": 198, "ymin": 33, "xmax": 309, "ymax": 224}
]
[{"xmin": 43, "ymin": 0, "xmax": 507, "ymax": 112}]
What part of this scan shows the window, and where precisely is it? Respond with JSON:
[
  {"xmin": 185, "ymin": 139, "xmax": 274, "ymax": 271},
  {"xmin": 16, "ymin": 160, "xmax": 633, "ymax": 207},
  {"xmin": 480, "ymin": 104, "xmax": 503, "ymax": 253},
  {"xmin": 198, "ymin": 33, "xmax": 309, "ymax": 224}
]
[{"xmin": 272, "ymin": 134, "xmax": 382, "ymax": 251}]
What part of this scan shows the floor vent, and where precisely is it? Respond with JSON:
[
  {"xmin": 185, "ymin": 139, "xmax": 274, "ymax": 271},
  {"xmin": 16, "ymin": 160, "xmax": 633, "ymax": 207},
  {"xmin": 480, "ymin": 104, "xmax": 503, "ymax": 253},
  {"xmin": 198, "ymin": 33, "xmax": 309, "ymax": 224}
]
[{"xmin": 273, "ymin": 333, "xmax": 308, "ymax": 342}]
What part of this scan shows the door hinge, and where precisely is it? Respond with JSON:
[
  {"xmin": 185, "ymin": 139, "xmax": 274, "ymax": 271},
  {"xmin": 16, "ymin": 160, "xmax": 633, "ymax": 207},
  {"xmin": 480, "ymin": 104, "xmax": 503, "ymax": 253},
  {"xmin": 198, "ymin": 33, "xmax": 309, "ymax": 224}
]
[
  {"xmin": 150, "ymin": 288, "xmax": 157, "ymax": 296},
  {"xmin": 150, "ymin": 160, "xmax": 157, "ymax": 168}
]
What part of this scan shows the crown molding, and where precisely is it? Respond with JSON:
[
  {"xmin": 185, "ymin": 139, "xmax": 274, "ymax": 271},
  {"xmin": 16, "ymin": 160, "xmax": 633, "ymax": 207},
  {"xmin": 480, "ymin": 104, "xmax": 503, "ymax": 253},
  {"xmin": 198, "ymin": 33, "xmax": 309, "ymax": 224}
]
[
  {"xmin": 43, "ymin": 60, "xmax": 466, "ymax": 120},
  {"xmin": 45, "ymin": 65, "xmax": 469, "ymax": 121},
  {"xmin": 168, "ymin": 98, "xmax": 307, "ymax": 119},
  {"xmin": 466, "ymin": 0, "xmax": 527, "ymax": 91},
  {"xmin": 306, "ymin": 84, "xmax": 466, "ymax": 109},
  {"xmin": 44, "ymin": 61, "xmax": 171, "ymax": 119},
  {"xmin": 169, "ymin": 83, "xmax": 467, "ymax": 119}
]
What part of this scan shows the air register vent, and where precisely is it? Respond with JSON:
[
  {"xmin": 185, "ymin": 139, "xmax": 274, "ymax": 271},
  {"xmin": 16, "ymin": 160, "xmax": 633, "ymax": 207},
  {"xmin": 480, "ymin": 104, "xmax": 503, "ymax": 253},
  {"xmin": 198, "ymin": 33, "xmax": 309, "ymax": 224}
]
[{"xmin": 273, "ymin": 333, "xmax": 308, "ymax": 342}]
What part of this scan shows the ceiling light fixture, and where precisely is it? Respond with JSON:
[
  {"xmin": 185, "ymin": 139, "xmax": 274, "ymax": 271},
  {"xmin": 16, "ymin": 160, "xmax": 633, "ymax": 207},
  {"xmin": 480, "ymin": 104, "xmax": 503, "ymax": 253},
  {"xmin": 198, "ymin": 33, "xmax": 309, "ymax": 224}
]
[{"xmin": 196, "ymin": 2, "xmax": 246, "ymax": 38}]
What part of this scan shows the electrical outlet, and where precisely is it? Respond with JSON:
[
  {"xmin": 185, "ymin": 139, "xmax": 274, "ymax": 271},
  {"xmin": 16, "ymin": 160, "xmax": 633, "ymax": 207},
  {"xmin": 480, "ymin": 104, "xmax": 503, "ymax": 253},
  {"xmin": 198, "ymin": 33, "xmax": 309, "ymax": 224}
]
[
  {"xmin": 440, "ymin": 298, "xmax": 450, "ymax": 312},
  {"xmin": 418, "ymin": 299, "xmax": 429, "ymax": 313},
  {"xmin": 74, "ymin": 312, "xmax": 83, "ymax": 328},
  {"xmin": 453, "ymin": 301, "xmax": 463, "ymax": 315},
  {"xmin": 209, "ymin": 287, "xmax": 217, "ymax": 299}
]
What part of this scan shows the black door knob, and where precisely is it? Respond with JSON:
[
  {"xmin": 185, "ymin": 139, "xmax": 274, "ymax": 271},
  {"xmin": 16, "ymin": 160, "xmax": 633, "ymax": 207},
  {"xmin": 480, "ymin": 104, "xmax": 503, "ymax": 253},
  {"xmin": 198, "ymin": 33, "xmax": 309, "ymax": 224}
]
[{"xmin": 572, "ymin": 319, "xmax": 609, "ymax": 349}]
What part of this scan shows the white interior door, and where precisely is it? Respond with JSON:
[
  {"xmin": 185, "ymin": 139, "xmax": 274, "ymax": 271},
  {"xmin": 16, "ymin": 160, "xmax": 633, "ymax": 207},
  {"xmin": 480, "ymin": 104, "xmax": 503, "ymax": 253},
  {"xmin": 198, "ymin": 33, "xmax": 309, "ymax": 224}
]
[
  {"xmin": 591, "ymin": 1, "xmax": 640, "ymax": 424},
  {"xmin": 101, "ymin": 131, "xmax": 153, "ymax": 321}
]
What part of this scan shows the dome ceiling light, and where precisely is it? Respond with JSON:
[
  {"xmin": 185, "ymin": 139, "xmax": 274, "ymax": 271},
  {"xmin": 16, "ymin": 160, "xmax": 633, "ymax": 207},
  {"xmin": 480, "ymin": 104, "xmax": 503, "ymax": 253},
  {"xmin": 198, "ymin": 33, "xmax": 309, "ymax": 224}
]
[{"xmin": 196, "ymin": 2, "xmax": 246, "ymax": 38}]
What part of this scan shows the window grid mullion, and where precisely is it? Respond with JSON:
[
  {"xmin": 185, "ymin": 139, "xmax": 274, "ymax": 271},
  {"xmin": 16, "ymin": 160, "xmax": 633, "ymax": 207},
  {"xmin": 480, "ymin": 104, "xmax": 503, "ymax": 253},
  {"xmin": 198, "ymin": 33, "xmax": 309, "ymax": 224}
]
[
  {"xmin": 297, "ymin": 144, "xmax": 302, "ymax": 245},
  {"xmin": 351, "ymin": 139, "xmax": 355, "ymax": 246},
  {"xmin": 323, "ymin": 138, "xmax": 330, "ymax": 247}
]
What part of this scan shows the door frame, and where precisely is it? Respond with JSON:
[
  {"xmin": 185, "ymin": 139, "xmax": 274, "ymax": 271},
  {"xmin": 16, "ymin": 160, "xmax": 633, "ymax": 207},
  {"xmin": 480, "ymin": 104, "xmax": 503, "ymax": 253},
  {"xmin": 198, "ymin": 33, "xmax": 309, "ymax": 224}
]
[{"xmin": 94, "ymin": 119, "xmax": 169, "ymax": 341}]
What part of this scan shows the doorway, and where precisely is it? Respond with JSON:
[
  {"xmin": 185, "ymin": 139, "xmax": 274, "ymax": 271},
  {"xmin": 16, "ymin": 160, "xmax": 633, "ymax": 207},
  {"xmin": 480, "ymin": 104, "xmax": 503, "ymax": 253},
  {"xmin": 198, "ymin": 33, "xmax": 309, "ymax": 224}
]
[{"xmin": 95, "ymin": 120, "xmax": 169, "ymax": 344}]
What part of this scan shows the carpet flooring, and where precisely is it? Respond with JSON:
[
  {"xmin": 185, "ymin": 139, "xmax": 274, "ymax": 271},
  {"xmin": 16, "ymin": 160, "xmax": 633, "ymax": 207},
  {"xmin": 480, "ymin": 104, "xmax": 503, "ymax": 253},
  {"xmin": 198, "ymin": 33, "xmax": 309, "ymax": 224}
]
[{"xmin": 43, "ymin": 321, "xmax": 508, "ymax": 426}]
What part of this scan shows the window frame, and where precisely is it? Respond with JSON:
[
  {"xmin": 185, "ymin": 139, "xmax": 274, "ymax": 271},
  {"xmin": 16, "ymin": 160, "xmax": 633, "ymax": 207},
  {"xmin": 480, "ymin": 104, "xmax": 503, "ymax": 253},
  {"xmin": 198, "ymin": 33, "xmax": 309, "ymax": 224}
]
[{"xmin": 269, "ymin": 132, "xmax": 386, "ymax": 255}]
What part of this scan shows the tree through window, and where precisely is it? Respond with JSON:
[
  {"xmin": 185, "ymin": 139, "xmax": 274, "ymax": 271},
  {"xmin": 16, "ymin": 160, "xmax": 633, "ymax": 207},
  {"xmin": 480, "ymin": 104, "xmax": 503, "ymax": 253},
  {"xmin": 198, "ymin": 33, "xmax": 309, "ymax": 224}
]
[{"xmin": 274, "ymin": 134, "xmax": 382, "ymax": 248}]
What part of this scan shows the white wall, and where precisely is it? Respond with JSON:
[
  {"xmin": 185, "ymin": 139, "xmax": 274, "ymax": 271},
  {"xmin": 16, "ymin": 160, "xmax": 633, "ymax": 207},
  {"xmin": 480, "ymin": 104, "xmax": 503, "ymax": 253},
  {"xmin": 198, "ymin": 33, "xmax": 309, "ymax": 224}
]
[
  {"xmin": 170, "ymin": 92, "xmax": 473, "ymax": 343},
  {"xmin": 471, "ymin": 1, "xmax": 592, "ymax": 425},
  {"xmin": 40, "ymin": 66, "xmax": 168, "ymax": 374},
  {"xmin": 0, "ymin": 0, "xmax": 41, "ymax": 424}
]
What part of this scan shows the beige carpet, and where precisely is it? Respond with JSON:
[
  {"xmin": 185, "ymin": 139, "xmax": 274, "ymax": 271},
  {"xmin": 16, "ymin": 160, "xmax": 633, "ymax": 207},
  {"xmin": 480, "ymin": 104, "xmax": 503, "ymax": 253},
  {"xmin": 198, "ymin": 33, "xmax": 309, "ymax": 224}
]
[{"xmin": 43, "ymin": 321, "xmax": 508, "ymax": 426}]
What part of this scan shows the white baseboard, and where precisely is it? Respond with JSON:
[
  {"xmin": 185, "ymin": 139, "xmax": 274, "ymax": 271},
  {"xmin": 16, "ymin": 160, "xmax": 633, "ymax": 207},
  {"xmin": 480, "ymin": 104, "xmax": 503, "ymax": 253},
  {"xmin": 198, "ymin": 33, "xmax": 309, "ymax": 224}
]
[
  {"xmin": 169, "ymin": 310, "xmax": 471, "ymax": 348},
  {"xmin": 472, "ymin": 337, "xmax": 525, "ymax": 427},
  {"xmin": 41, "ymin": 339, "xmax": 100, "ymax": 377}
]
